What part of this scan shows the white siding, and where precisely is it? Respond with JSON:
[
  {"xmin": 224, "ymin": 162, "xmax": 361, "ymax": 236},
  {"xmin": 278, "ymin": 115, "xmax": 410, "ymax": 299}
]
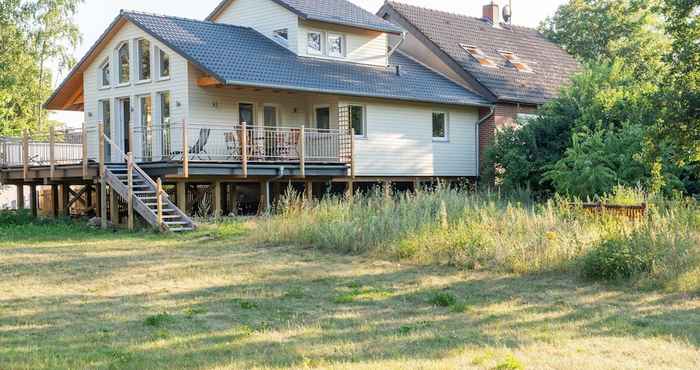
[
  {"xmin": 298, "ymin": 21, "xmax": 388, "ymax": 66},
  {"xmin": 83, "ymin": 22, "xmax": 188, "ymax": 161},
  {"xmin": 343, "ymin": 100, "xmax": 478, "ymax": 177},
  {"xmin": 212, "ymin": 0, "xmax": 299, "ymax": 54}
]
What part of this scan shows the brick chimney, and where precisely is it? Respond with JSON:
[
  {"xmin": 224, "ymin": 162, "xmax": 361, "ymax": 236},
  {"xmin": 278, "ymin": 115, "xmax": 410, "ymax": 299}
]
[{"xmin": 483, "ymin": 1, "xmax": 500, "ymax": 25}]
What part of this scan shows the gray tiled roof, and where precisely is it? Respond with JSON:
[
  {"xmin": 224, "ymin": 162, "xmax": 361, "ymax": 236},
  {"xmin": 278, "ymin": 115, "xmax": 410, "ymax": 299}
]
[
  {"xmin": 386, "ymin": 1, "xmax": 580, "ymax": 104},
  {"xmin": 124, "ymin": 11, "xmax": 489, "ymax": 106},
  {"xmin": 208, "ymin": 0, "xmax": 402, "ymax": 34}
]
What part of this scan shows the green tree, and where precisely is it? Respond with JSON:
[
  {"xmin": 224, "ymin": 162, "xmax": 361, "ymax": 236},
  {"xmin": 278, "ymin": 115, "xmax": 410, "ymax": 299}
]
[
  {"xmin": 0, "ymin": 0, "xmax": 82, "ymax": 136},
  {"xmin": 539, "ymin": 0, "xmax": 669, "ymax": 77}
]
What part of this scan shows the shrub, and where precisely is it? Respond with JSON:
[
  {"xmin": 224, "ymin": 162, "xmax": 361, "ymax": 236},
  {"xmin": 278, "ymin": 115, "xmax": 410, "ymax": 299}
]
[
  {"xmin": 428, "ymin": 292, "xmax": 457, "ymax": 307},
  {"xmin": 144, "ymin": 312, "xmax": 174, "ymax": 327},
  {"xmin": 582, "ymin": 235, "xmax": 656, "ymax": 281}
]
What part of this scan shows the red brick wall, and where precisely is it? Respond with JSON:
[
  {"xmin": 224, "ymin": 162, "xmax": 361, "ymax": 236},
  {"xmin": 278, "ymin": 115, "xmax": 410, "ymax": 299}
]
[{"xmin": 478, "ymin": 103, "xmax": 538, "ymax": 171}]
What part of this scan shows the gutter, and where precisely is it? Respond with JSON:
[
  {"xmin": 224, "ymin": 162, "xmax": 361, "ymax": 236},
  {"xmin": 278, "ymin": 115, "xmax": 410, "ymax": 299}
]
[{"xmin": 475, "ymin": 105, "xmax": 496, "ymax": 178}]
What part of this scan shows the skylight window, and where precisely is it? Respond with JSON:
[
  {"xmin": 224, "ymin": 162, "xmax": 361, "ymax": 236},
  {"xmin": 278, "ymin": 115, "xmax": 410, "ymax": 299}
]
[
  {"xmin": 459, "ymin": 44, "xmax": 497, "ymax": 68},
  {"xmin": 499, "ymin": 51, "xmax": 534, "ymax": 73}
]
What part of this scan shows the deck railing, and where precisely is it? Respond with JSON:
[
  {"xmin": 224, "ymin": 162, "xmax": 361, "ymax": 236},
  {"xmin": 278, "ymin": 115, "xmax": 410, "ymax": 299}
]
[
  {"xmin": 132, "ymin": 122, "xmax": 352, "ymax": 165},
  {"xmin": 1, "ymin": 127, "xmax": 86, "ymax": 171}
]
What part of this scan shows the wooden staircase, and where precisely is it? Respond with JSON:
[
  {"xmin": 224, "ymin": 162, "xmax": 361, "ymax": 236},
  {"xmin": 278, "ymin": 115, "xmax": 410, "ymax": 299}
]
[{"xmin": 103, "ymin": 163, "xmax": 195, "ymax": 232}]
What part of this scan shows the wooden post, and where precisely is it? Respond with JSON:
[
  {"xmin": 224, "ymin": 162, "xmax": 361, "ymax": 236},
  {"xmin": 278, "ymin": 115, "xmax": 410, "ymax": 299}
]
[
  {"xmin": 241, "ymin": 122, "xmax": 248, "ymax": 178},
  {"xmin": 229, "ymin": 184, "xmax": 239, "ymax": 216},
  {"xmin": 51, "ymin": 184, "xmax": 59, "ymax": 218},
  {"xmin": 82, "ymin": 122, "xmax": 89, "ymax": 179},
  {"xmin": 127, "ymin": 152, "xmax": 134, "ymax": 231},
  {"xmin": 414, "ymin": 179, "xmax": 421, "ymax": 193},
  {"xmin": 156, "ymin": 178, "xmax": 163, "ymax": 229},
  {"xmin": 304, "ymin": 180, "xmax": 313, "ymax": 200},
  {"xmin": 49, "ymin": 127, "xmax": 56, "ymax": 179},
  {"xmin": 383, "ymin": 180, "xmax": 391, "ymax": 199},
  {"xmin": 345, "ymin": 179, "xmax": 354, "ymax": 199},
  {"xmin": 100, "ymin": 179, "xmax": 107, "ymax": 229},
  {"xmin": 22, "ymin": 130, "xmax": 29, "ymax": 181},
  {"xmin": 299, "ymin": 126, "xmax": 306, "ymax": 178},
  {"xmin": 16, "ymin": 184, "xmax": 25, "ymax": 210},
  {"xmin": 213, "ymin": 180, "xmax": 222, "ymax": 218},
  {"xmin": 176, "ymin": 181, "xmax": 186, "ymax": 212},
  {"xmin": 29, "ymin": 184, "xmax": 37, "ymax": 218},
  {"xmin": 350, "ymin": 128, "xmax": 356, "ymax": 179},
  {"xmin": 182, "ymin": 119, "xmax": 189, "ymax": 178},
  {"xmin": 110, "ymin": 188, "xmax": 119, "ymax": 225},
  {"xmin": 98, "ymin": 122, "xmax": 105, "ymax": 177},
  {"xmin": 61, "ymin": 184, "xmax": 70, "ymax": 217},
  {"xmin": 259, "ymin": 179, "xmax": 270, "ymax": 214}
]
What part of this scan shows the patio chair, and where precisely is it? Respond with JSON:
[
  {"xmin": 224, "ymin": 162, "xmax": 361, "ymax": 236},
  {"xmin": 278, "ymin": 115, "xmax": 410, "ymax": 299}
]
[
  {"xmin": 172, "ymin": 128, "xmax": 211, "ymax": 161},
  {"xmin": 224, "ymin": 131, "xmax": 241, "ymax": 160}
]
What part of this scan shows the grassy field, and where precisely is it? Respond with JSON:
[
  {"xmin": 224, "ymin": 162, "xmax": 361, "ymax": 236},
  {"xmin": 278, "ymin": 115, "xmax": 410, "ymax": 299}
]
[{"xmin": 1, "ymin": 218, "xmax": 699, "ymax": 369}]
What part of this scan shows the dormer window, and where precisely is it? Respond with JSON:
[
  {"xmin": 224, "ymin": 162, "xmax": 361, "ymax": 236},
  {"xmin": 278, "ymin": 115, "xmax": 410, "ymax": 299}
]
[
  {"xmin": 499, "ymin": 51, "xmax": 533, "ymax": 73},
  {"xmin": 117, "ymin": 42, "xmax": 130, "ymax": 84},
  {"xmin": 99, "ymin": 59, "xmax": 110, "ymax": 88},
  {"xmin": 327, "ymin": 34, "xmax": 345, "ymax": 58},
  {"xmin": 307, "ymin": 31, "xmax": 323, "ymax": 55},
  {"xmin": 273, "ymin": 28, "xmax": 288, "ymax": 46},
  {"xmin": 459, "ymin": 44, "xmax": 497, "ymax": 68}
]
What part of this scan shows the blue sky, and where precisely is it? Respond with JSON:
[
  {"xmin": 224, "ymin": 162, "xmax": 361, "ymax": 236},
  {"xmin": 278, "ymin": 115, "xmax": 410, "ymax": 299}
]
[{"xmin": 51, "ymin": 0, "xmax": 566, "ymax": 125}]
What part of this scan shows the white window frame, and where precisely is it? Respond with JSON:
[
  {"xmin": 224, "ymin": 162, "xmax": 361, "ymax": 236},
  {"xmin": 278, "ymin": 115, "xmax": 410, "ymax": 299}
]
[
  {"xmin": 306, "ymin": 30, "xmax": 324, "ymax": 56},
  {"xmin": 156, "ymin": 47, "xmax": 170, "ymax": 81},
  {"xmin": 432, "ymin": 111, "xmax": 449, "ymax": 142},
  {"xmin": 347, "ymin": 104, "xmax": 367, "ymax": 138},
  {"xmin": 238, "ymin": 101, "xmax": 257, "ymax": 126},
  {"xmin": 273, "ymin": 28, "xmax": 289, "ymax": 46},
  {"xmin": 136, "ymin": 38, "xmax": 152, "ymax": 83},
  {"xmin": 313, "ymin": 104, "xmax": 331, "ymax": 130},
  {"xmin": 99, "ymin": 58, "xmax": 111, "ymax": 89},
  {"xmin": 116, "ymin": 41, "xmax": 131, "ymax": 87},
  {"xmin": 327, "ymin": 33, "xmax": 346, "ymax": 58},
  {"xmin": 263, "ymin": 103, "xmax": 280, "ymax": 127}
]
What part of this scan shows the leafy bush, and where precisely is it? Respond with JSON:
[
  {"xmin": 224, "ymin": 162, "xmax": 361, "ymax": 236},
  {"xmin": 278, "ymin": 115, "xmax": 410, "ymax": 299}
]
[
  {"xmin": 582, "ymin": 235, "xmax": 657, "ymax": 281},
  {"xmin": 428, "ymin": 292, "xmax": 457, "ymax": 307}
]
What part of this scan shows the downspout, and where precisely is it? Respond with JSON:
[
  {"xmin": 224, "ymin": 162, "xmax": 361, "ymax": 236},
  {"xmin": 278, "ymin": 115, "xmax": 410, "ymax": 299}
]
[
  {"xmin": 387, "ymin": 31, "xmax": 407, "ymax": 64},
  {"xmin": 475, "ymin": 105, "xmax": 496, "ymax": 178}
]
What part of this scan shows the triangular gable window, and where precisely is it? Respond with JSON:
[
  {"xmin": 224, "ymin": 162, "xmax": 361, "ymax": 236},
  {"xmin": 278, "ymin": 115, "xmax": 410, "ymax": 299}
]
[
  {"xmin": 499, "ymin": 51, "xmax": 534, "ymax": 73},
  {"xmin": 459, "ymin": 44, "xmax": 497, "ymax": 68}
]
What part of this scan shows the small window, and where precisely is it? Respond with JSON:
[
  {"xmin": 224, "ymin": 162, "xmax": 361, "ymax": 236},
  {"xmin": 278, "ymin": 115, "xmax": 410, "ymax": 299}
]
[
  {"xmin": 327, "ymin": 33, "xmax": 345, "ymax": 58},
  {"xmin": 137, "ymin": 39, "xmax": 151, "ymax": 81},
  {"xmin": 499, "ymin": 50, "xmax": 533, "ymax": 73},
  {"xmin": 307, "ymin": 31, "xmax": 323, "ymax": 55},
  {"xmin": 99, "ymin": 59, "xmax": 110, "ymax": 88},
  {"xmin": 273, "ymin": 28, "xmax": 288, "ymax": 45},
  {"xmin": 117, "ymin": 42, "xmax": 130, "ymax": 84},
  {"xmin": 158, "ymin": 49, "xmax": 170, "ymax": 79},
  {"xmin": 349, "ymin": 105, "xmax": 365, "ymax": 136},
  {"xmin": 264, "ymin": 106, "xmax": 278, "ymax": 126},
  {"xmin": 459, "ymin": 44, "xmax": 497, "ymax": 68},
  {"xmin": 432, "ymin": 112, "xmax": 448, "ymax": 141}
]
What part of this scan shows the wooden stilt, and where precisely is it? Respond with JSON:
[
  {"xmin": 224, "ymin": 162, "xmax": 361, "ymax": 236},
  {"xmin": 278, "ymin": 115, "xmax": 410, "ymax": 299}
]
[
  {"xmin": 16, "ymin": 184, "xmax": 25, "ymax": 210},
  {"xmin": 383, "ymin": 180, "xmax": 391, "ymax": 199},
  {"xmin": 176, "ymin": 181, "xmax": 187, "ymax": 213},
  {"xmin": 213, "ymin": 180, "xmax": 222, "ymax": 218},
  {"xmin": 229, "ymin": 184, "xmax": 239, "ymax": 216},
  {"xmin": 345, "ymin": 179, "xmax": 354, "ymax": 199},
  {"xmin": 304, "ymin": 180, "xmax": 313, "ymax": 200},
  {"xmin": 414, "ymin": 180, "xmax": 421, "ymax": 193},
  {"xmin": 61, "ymin": 184, "xmax": 70, "ymax": 217},
  {"xmin": 100, "ymin": 179, "xmax": 107, "ymax": 229},
  {"xmin": 109, "ymin": 188, "xmax": 119, "ymax": 225},
  {"xmin": 259, "ymin": 180, "xmax": 270, "ymax": 214},
  {"xmin": 29, "ymin": 184, "xmax": 37, "ymax": 218},
  {"xmin": 51, "ymin": 184, "xmax": 59, "ymax": 218}
]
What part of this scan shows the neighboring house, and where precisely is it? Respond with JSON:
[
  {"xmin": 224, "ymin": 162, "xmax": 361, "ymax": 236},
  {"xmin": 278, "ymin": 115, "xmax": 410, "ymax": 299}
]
[
  {"xmin": 1, "ymin": 0, "xmax": 578, "ymax": 228},
  {"xmin": 378, "ymin": 1, "xmax": 580, "ymax": 165}
]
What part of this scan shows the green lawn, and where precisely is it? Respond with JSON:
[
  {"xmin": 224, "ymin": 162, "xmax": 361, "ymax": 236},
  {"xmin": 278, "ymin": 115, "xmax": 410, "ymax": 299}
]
[{"xmin": 0, "ymin": 221, "xmax": 698, "ymax": 369}]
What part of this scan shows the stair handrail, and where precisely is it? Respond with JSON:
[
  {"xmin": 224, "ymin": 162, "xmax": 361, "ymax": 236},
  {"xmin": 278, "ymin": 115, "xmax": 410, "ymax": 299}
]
[{"xmin": 102, "ymin": 133, "xmax": 168, "ymax": 200}]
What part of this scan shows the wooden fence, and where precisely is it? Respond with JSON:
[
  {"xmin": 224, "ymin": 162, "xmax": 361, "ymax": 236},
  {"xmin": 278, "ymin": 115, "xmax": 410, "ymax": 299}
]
[{"xmin": 574, "ymin": 202, "xmax": 647, "ymax": 219}]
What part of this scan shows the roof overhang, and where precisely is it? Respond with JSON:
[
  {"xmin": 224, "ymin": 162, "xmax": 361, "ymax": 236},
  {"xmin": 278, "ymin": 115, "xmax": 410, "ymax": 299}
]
[{"xmin": 44, "ymin": 15, "xmax": 129, "ymax": 111}]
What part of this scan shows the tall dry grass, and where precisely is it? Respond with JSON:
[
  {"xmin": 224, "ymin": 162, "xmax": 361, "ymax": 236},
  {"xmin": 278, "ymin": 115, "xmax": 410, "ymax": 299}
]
[{"xmin": 251, "ymin": 185, "xmax": 700, "ymax": 292}]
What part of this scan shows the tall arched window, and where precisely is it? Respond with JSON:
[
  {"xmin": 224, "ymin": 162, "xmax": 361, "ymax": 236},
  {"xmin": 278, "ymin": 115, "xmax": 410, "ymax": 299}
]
[{"xmin": 118, "ymin": 42, "xmax": 130, "ymax": 84}]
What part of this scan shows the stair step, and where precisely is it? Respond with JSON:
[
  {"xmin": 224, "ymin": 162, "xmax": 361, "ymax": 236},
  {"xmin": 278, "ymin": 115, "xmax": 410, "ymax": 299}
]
[
  {"xmin": 169, "ymin": 227, "xmax": 194, "ymax": 232},
  {"xmin": 165, "ymin": 221, "xmax": 190, "ymax": 225}
]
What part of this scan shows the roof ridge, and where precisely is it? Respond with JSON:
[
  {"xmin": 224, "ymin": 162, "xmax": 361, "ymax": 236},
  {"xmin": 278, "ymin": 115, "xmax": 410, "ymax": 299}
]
[
  {"xmin": 386, "ymin": 0, "xmax": 539, "ymax": 32},
  {"xmin": 121, "ymin": 9, "xmax": 253, "ymax": 31}
]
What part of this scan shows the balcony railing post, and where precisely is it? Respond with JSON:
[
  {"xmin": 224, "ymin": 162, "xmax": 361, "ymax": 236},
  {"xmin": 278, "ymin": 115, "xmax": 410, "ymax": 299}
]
[
  {"xmin": 241, "ymin": 122, "xmax": 248, "ymax": 178},
  {"xmin": 299, "ymin": 126, "xmax": 306, "ymax": 178},
  {"xmin": 82, "ymin": 122, "xmax": 89, "ymax": 179},
  {"xmin": 127, "ymin": 152, "xmax": 134, "ymax": 231},
  {"xmin": 182, "ymin": 119, "xmax": 189, "ymax": 178},
  {"xmin": 350, "ymin": 128, "xmax": 356, "ymax": 179},
  {"xmin": 22, "ymin": 129, "xmax": 29, "ymax": 181},
  {"xmin": 49, "ymin": 126, "xmax": 56, "ymax": 179}
]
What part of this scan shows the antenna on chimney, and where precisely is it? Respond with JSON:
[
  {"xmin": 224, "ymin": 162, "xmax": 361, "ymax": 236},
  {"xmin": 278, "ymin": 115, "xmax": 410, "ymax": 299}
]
[{"xmin": 503, "ymin": 0, "xmax": 513, "ymax": 25}]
